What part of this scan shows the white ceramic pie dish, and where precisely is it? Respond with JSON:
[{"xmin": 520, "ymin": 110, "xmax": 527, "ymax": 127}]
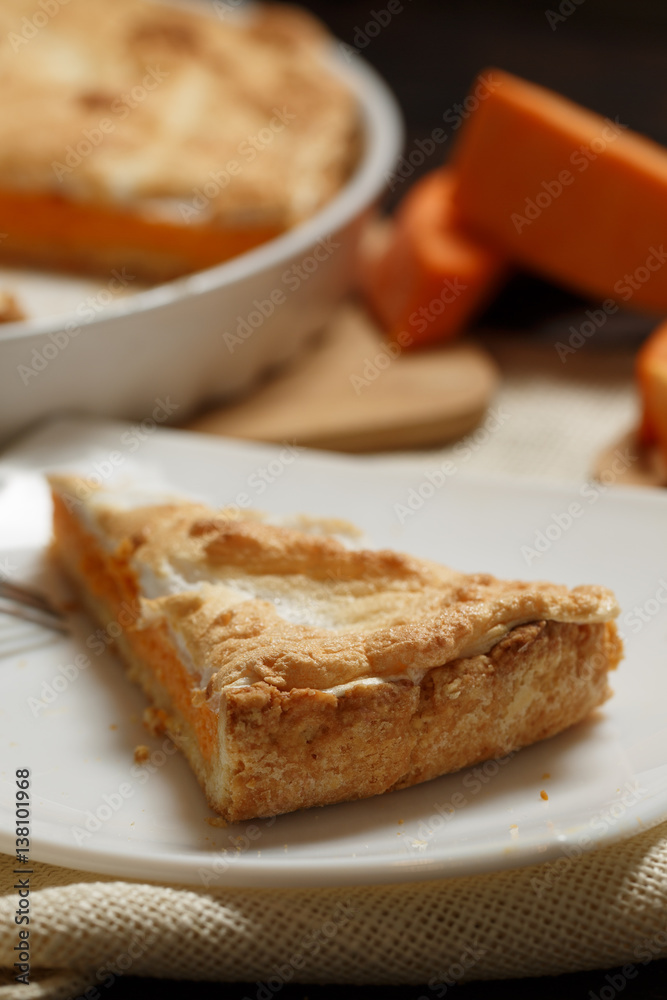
[{"xmin": 0, "ymin": 48, "xmax": 403, "ymax": 447}]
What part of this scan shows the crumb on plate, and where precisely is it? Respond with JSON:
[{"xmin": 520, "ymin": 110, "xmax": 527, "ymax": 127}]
[{"xmin": 206, "ymin": 815, "xmax": 228, "ymax": 828}]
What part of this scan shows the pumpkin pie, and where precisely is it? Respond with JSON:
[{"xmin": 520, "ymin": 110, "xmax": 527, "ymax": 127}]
[
  {"xmin": 49, "ymin": 474, "xmax": 623, "ymax": 821},
  {"xmin": 0, "ymin": 0, "xmax": 359, "ymax": 281}
]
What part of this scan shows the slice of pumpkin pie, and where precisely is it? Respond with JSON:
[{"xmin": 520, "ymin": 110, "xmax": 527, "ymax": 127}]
[{"xmin": 49, "ymin": 474, "xmax": 622, "ymax": 821}]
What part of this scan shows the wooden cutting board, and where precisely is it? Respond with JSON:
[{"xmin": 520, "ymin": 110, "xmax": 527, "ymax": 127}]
[{"xmin": 187, "ymin": 302, "xmax": 499, "ymax": 452}]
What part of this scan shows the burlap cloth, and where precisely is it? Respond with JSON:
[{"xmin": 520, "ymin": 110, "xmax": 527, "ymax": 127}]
[{"xmin": 3, "ymin": 341, "xmax": 665, "ymax": 996}]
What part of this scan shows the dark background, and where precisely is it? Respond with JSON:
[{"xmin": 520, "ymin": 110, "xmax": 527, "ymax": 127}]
[
  {"xmin": 109, "ymin": 1, "xmax": 667, "ymax": 996},
  {"xmin": 308, "ymin": 0, "xmax": 667, "ymax": 148}
]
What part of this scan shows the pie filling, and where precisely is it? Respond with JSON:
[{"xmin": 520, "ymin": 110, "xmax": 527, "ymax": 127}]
[
  {"xmin": 0, "ymin": 188, "xmax": 282, "ymax": 281},
  {"xmin": 52, "ymin": 492, "xmax": 218, "ymax": 758}
]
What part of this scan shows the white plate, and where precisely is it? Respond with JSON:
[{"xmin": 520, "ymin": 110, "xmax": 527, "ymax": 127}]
[{"xmin": 0, "ymin": 417, "xmax": 666, "ymax": 887}]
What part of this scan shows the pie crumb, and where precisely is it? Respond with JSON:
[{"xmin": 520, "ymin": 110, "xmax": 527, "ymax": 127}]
[
  {"xmin": 134, "ymin": 744, "xmax": 150, "ymax": 764},
  {"xmin": 0, "ymin": 291, "xmax": 25, "ymax": 323},
  {"xmin": 206, "ymin": 815, "xmax": 228, "ymax": 828}
]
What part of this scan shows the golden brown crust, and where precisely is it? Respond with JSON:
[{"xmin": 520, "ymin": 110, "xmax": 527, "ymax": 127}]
[
  {"xmin": 221, "ymin": 619, "xmax": 620, "ymax": 820},
  {"xmin": 49, "ymin": 473, "xmax": 623, "ymax": 821},
  {"xmin": 0, "ymin": 0, "xmax": 358, "ymax": 262},
  {"xmin": 49, "ymin": 474, "xmax": 619, "ymax": 694}
]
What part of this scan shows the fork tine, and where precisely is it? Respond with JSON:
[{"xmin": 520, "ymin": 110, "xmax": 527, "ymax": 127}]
[
  {"xmin": 0, "ymin": 580, "xmax": 63, "ymax": 615},
  {"xmin": 0, "ymin": 577, "xmax": 70, "ymax": 636},
  {"xmin": 0, "ymin": 625, "xmax": 64, "ymax": 661},
  {"xmin": 0, "ymin": 599, "xmax": 70, "ymax": 634}
]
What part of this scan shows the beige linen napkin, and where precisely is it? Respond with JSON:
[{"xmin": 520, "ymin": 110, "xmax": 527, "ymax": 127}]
[{"xmin": 1, "ymin": 822, "xmax": 667, "ymax": 997}]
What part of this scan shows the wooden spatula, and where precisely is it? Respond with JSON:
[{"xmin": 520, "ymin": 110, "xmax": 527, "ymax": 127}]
[{"xmin": 188, "ymin": 301, "xmax": 498, "ymax": 452}]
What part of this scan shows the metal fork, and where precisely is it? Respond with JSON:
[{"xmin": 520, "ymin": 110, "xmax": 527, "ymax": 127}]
[{"xmin": 0, "ymin": 580, "xmax": 69, "ymax": 636}]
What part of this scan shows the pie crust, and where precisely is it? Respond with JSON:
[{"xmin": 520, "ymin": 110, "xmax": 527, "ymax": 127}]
[
  {"xmin": 49, "ymin": 474, "xmax": 623, "ymax": 821},
  {"xmin": 0, "ymin": 0, "xmax": 359, "ymax": 280}
]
